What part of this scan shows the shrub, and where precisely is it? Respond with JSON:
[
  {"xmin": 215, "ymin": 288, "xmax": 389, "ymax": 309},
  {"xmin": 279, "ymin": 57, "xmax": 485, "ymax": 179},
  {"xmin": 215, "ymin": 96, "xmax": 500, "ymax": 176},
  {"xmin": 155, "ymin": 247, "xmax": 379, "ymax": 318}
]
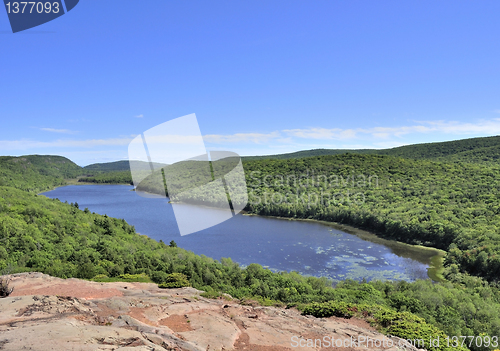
[
  {"xmin": 302, "ymin": 302, "xmax": 468, "ymax": 351},
  {"xmin": 158, "ymin": 273, "xmax": 190, "ymax": 288},
  {"xmin": 151, "ymin": 270, "xmax": 168, "ymax": 284},
  {"xmin": 302, "ymin": 301, "xmax": 356, "ymax": 318}
]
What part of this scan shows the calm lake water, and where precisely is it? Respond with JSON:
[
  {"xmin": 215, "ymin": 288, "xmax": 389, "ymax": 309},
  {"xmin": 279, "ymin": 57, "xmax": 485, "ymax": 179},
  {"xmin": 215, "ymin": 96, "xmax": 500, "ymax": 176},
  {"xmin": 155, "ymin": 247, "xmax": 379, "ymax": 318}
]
[{"xmin": 42, "ymin": 185, "xmax": 433, "ymax": 282}]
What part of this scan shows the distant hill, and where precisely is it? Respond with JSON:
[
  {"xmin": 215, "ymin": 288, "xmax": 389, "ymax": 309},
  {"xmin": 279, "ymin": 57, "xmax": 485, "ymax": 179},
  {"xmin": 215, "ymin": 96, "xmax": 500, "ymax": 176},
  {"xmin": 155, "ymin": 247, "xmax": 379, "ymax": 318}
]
[
  {"xmin": 243, "ymin": 148, "xmax": 374, "ymax": 161},
  {"xmin": 3, "ymin": 135, "xmax": 498, "ymax": 192},
  {"xmin": 243, "ymin": 135, "xmax": 500, "ymax": 165},
  {"xmin": 83, "ymin": 160, "xmax": 165, "ymax": 172},
  {"xmin": 377, "ymin": 135, "xmax": 500, "ymax": 163},
  {"xmin": 0, "ymin": 155, "xmax": 82, "ymax": 177},
  {"xmin": 0, "ymin": 155, "xmax": 83, "ymax": 193},
  {"xmin": 83, "ymin": 160, "xmax": 131, "ymax": 172}
]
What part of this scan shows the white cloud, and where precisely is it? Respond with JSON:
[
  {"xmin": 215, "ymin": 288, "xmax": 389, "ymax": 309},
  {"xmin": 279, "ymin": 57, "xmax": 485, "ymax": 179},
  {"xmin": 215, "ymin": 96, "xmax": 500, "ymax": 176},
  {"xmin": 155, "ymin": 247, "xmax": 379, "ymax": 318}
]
[
  {"xmin": 282, "ymin": 119, "xmax": 500, "ymax": 141},
  {"xmin": 203, "ymin": 132, "xmax": 281, "ymax": 144},
  {"xmin": 135, "ymin": 114, "xmax": 144, "ymax": 118},
  {"xmin": 0, "ymin": 137, "xmax": 133, "ymax": 150},
  {"xmin": 283, "ymin": 128, "xmax": 358, "ymax": 140},
  {"xmin": 39, "ymin": 127, "xmax": 78, "ymax": 134},
  {"xmin": 2, "ymin": 118, "xmax": 500, "ymax": 164}
]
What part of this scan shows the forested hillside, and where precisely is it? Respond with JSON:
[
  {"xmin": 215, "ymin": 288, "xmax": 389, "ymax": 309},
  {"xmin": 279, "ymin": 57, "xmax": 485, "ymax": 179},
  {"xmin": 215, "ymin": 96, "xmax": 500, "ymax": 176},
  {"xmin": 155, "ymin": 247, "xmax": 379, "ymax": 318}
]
[
  {"xmin": 3, "ymin": 140, "xmax": 500, "ymax": 350},
  {"xmin": 83, "ymin": 160, "xmax": 132, "ymax": 172},
  {"xmin": 0, "ymin": 184, "xmax": 499, "ymax": 350},
  {"xmin": 0, "ymin": 155, "xmax": 82, "ymax": 193},
  {"xmin": 83, "ymin": 160, "xmax": 164, "ymax": 172},
  {"xmin": 78, "ymin": 170, "xmax": 133, "ymax": 185},
  {"xmin": 79, "ymin": 148, "xmax": 500, "ymax": 281},
  {"xmin": 89, "ymin": 152, "xmax": 500, "ymax": 282},
  {"xmin": 378, "ymin": 135, "xmax": 500, "ymax": 163},
  {"xmin": 243, "ymin": 154, "xmax": 500, "ymax": 281},
  {"xmin": 243, "ymin": 148, "xmax": 370, "ymax": 161},
  {"xmin": 243, "ymin": 135, "xmax": 500, "ymax": 165}
]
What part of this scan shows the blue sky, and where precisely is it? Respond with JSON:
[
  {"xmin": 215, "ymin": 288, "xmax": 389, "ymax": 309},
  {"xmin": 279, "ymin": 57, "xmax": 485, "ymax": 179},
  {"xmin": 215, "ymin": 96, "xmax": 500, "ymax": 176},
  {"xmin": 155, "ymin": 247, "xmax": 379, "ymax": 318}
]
[{"xmin": 1, "ymin": 0, "xmax": 500, "ymax": 166}]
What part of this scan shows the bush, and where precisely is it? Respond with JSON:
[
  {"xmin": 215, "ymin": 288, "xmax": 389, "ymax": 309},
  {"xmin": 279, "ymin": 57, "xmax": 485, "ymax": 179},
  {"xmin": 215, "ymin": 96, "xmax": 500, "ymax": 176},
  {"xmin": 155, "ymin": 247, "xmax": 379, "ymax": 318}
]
[
  {"xmin": 158, "ymin": 273, "xmax": 190, "ymax": 288},
  {"xmin": 302, "ymin": 302, "xmax": 468, "ymax": 351},
  {"xmin": 150, "ymin": 270, "xmax": 168, "ymax": 284},
  {"xmin": 302, "ymin": 301, "xmax": 356, "ymax": 318}
]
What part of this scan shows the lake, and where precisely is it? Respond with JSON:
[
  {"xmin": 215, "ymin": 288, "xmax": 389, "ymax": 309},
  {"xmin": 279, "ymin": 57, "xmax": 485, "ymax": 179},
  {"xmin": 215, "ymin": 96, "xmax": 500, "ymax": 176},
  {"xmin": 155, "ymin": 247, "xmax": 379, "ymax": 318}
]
[{"xmin": 41, "ymin": 184, "xmax": 438, "ymax": 282}]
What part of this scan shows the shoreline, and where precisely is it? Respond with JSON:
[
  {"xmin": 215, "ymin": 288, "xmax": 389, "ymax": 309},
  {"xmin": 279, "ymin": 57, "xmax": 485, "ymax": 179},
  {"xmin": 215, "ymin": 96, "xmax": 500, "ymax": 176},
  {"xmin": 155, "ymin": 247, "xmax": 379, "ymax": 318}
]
[{"xmin": 41, "ymin": 183, "xmax": 446, "ymax": 283}]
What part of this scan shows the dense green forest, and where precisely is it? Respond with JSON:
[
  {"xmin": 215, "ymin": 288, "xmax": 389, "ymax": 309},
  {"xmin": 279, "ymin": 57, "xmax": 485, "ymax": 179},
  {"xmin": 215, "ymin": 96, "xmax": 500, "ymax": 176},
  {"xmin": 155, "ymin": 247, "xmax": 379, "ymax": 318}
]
[
  {"xmin": 0, "ymin": 185, "xmax": 499, "ymax": 350},
  {"xmin": 0, "ymin": 155, "xmax": 82, "ymax": 193},
  {"xmin": 9, "ymin": 146, "xmax": 500, "ymax": 283},
  {"xmin": 243, "ymin": 154, "xmax": 500, "ymax": 282},
  {"xmin": 83, "ymin": 160, "xmax": 165, "ymax": 172},
  {"xmin": 83, "ymin": 152, "xmax": 500, "ymax": 282},
  {"xmin": 2, "ymin": 136, "xmax": 500, "ymax": 350},
  {"xmin": 78, "ymin": 170, "xmax": 133, "ymax": 185}
]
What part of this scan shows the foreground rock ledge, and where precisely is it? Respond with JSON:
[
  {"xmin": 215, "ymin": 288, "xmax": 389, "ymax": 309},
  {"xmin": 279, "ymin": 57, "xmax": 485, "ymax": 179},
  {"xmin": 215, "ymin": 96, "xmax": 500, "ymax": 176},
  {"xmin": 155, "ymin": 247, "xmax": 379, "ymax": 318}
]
[{"xmin": 0, "ymin": 272, "xmax": 423, "ymax": 351}]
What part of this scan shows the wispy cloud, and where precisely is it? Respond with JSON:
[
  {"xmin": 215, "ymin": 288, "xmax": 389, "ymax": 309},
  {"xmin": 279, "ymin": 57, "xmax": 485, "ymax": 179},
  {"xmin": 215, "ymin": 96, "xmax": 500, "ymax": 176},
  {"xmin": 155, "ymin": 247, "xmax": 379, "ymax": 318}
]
[
  {"xmin": 38, "ymin": 127, "xmax": 78, "ymax": 134},
  {"xmin": 0, "ymin": 137, "xmax": 133, "ymax": 151},
  {"xmin": 204, "ymin": 132, "xmax": 281, "ymax": 144},
  {"xmin": 283, "ymin": 119, "xmax": 500, "ymax": 141},
  {"xmin": 135, "ymin": 114, "xmax": 144, "ymax": 118},
  {"xmin": 494, "ymin": 110, "xmax": 500, "ymax": 114},
  {"xmin": 283, "ymin": 128, "xmax": 358, "ymax": 140},
  {"xmin": 203, "ymin": 118, "xmax": 500, "ymax": 146},
  {"xmin": 2, "ymin": 118, "xmax": 500, "ymax": 163}
]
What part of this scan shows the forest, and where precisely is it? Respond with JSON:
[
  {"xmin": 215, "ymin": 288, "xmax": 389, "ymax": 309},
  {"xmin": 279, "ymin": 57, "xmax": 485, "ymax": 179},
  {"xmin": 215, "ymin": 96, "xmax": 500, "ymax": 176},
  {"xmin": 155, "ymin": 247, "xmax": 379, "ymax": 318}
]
[
  {"xmin": 1, "ymin": 135, "xmax": 500, "ymax": 350},
  {"xmin": 78, "ymin": 149, "xmax": 500, "ymax": 282},
  {"xmin": 0, "ymin": 185, "xmax": 497, "ymax": 351},
  {"xmin": 242, "ymin": 154, "xmax": 500, "ymax": 282}
]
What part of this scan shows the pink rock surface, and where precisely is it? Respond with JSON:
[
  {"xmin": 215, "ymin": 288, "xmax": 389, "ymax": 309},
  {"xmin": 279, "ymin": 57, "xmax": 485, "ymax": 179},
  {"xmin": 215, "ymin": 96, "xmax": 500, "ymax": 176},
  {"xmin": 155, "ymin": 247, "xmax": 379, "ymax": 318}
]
[{"xmin": 0, "ymin": 272, "xmax": 423, "ymax": 351}]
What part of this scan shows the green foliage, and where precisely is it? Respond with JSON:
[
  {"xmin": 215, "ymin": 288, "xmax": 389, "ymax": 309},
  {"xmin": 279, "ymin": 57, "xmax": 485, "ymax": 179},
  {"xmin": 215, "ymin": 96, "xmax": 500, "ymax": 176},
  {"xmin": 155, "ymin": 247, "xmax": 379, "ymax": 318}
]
[
  {"xmin": 5, "ymin": 146, "xmax": 500, "ymax": 351},
  {"xmin": 302, "ymin": 301, "xmax": 356, "ymax": 318},
  {"xmin": 93, "ymin": 274, "xmax": 153, "ymax": 283},
  {"xmin": 78, "ymin": 171, "xmax": 133, "ymax": 185},
  {"xmin": 158, "ymin": 273, "xmax": 190, "ymax": 288},
  {"xmin": 83, "ymin": 160, "xmax": 164, "ymax": 172},
  {"xmin": 117, "ymin": 273, "xmax": 151, "ymax": 282},
  {"xmin": 302, "ymin": 302, "xmax": 467, "ymax": 351},
  {"xmin": 0, "ymin": 155, "xmax": 82, "ymax": 193},
  {"xmin": 243, "ymin": 135, "xmax": 500, "ymax": 166},
  {"xmin": 242, "ymin": 154, "xmax": 500, "ymax": 282}
]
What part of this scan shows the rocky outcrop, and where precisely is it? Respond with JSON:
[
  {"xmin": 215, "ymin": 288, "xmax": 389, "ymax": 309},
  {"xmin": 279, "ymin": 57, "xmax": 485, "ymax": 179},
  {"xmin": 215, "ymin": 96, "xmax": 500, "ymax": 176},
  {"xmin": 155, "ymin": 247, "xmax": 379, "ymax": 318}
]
[{"xmin": 0, "ymin": 273, "xmax": 424, "ymax": 351}]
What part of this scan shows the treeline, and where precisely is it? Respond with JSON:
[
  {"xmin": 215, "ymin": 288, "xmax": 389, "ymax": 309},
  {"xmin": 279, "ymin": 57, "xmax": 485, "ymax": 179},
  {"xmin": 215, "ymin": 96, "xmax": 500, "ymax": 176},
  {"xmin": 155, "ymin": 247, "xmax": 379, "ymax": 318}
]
[
  {"xmin": 241, "ymin": 154, "xmax": 500, "ymax": 282},
  {"xmin": 2, "ymin": 185, "xmax": 500, "ymax": 350},
  {"xmin": 40, "ymin": 151, "xmax": 500, "ymax": 283},
  {"xmin": 78, "ymin": 171, "xmax": 133, "ymax": 185},
  {"xmin": 79, "ymin": 153, "xmax": 500, "ymax": 282}
]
